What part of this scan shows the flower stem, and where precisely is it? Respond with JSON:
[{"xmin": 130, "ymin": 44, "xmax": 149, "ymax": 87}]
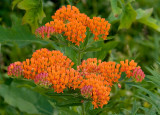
[
  {"xmin": 82, "ymin": 102, "xmax": 85, "ymax": 115},
  {"xmin": 77, "ymin": 50, "xmax": 81, "ymax": 66}
]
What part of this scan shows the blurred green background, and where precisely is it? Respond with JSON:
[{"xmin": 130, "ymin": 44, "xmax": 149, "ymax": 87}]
[{"xmin": 0, "ymin": 0, "xmax": 160, "ymax": 115}]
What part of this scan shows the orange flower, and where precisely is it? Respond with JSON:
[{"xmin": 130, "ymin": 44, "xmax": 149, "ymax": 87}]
[
  {"xmin": 77, "ymin": 58, "xmax": 121, "ymax": 87},
  {"xmin": 21, "ymin": 48, "xmax": 74, "ymax": 79},
  {"xmin": 45, "ymin": 19, "xmax": 66, "ymax": 34},
  {"xmin": 68, "ymin": 13, "xmax": 90, "ymax": 26},
  {"xmin": 120, "ymin": 60, "xmax": 140, "ymax": 77},
  {"xmin": 52, "ymin": 5, "xmax": 80, "ymax": 22},
  {"xmin": 80, "ymin": 78, "xmax": 111, "ymax": 109},
  {"xmin": 7, "ymin": 48, "xmax": 145, "ymax": 109},
  {"xmin": 88, "ymin": 17, "xmax": 111, "ymax": 40},
  {"xmin": 20, "ymin": 48, "xmax": 84, "ymax": 93},
  {"xmin": 65, "ymin": 21, "xmax": 86, "ymax": 45}
]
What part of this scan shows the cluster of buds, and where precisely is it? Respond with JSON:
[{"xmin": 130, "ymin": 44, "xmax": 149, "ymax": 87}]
[
  {"xmin": 7, "ymin": 61, "xmax": 23, "ymax": 77},
  {"xmin": 132, "ymin": 68, "xmax": 145, "ymax": 82},
  {"xmin": 34, "ymin": 73, "xmax": 52, "ymax": 87},
  {"xmin": 35, "ymin": 26, "xmax": 55, "ymax": 39},
  {"xmin": 81, "ymin": 85, "xmax": 93, "ymax": 98}
]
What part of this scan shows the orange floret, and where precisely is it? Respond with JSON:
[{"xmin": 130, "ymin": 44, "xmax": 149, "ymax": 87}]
[
  {"xmin": 21, "ymin": 48, "xmax": 74, "ymax": 79},
  {"xmin": 77, "ymin": 58, "xmax": 121, "ymax": 86},
  {"xmin": 45, "ymin": 19, "xmax": 66, "ymax": 34},
  {"xmin": 21, "ymin": 48, "xmax": 76, "ymax": 93},
  {"xmin": 65, "ymin": 21, "xmax": 86, "ymax": 45},
  {"xmin": 52, "ymin": 5, "xmax": 80, "ymax": 22},
  {"xmin": 80, "ymin": 78, "xmax": 111, "ymax": 109},
  {"xmin": 88, "ymin": 17, "xmax": 111, "ymax": 40},
  {"xmin": 68, "ymin": 13, "xmax": 90, "ymax": 26},
  {"xmin": 120, "ymin": 59, "xmax": 140, "ymax": 77}
]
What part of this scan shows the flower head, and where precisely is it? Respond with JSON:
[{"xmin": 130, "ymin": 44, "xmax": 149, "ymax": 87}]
[
  {"xmin": 81, "ymin": 85, "xmax": 93, "ymax": 98},
  {"xmin": 7, "ymin": 61, "xmax": 23, "ymax": 77},
  {"xmin": 65, "ymin": 21, "xmax": 86, "ymax": 45},
  {"xmin": 52, "ymin": 5, "xmax": 80, "ymax": 22},
  {"xmin": 45, "ymin": 19, "xmax": 66, "ymax": 34},
  {"xmin": 35, "ymin": 26, "xmax": 55, "ymax": 39},
  {"xmin": 132, "ymin": 68, "xmax": 145, "ymax": 82},
  {"xmin": 88, "ymin": 17, "xmax": 111, "ymax": 40}
]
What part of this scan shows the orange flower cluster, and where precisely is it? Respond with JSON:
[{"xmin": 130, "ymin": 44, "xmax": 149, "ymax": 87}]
[
  {"xmin": 7, "ymin": 48, "xmax": 145, "ymax": 109},
  {"xmin": 77, "ymin": 58, "xmax": 121, "ymax": 86},
  {"xmin": 65, "ymin": 21, "xmax": 86, "ymax": 45},
  {"xmin": 21, "ymin": 48, "xmax": 78, "ymax": 93},
  {"xmin": 88, "ymin": 17, "xmax": 111, "ymax": 40},
  {"xmin": 120, "ymin": 60, "xmax": 140, "ymax": 77},
  {"xmin": 45, "ymin": 19, "xmax": 66, "ymax": 34},
  {"xmin": 52, "ymin": 5, "xmax": 80, "ymax": 22},
  {"xmin": 35, "ymin": 5, "xmax": 111, "ymax": 45}
]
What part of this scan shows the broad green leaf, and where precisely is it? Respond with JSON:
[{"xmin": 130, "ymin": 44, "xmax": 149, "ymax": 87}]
[
  {"xmin": 0, "ymin": 16, "xmax": 37, "ymax": 43},
  {"xmin": 83, "ymin": 41, "xmax": 118, "ymax": 60},
  {"xmin": 12, "ymin": 0, "xmax": 22, "ymax": 10},
  {"xmin": 17, "ymin": 0, "xmax": 45, "ymax": 33},
  {"xmin": 0, "ymin": 15, "xmax": 59, "ymax": 50},
  {"xmin": 136, "ymin": 8, "xmax": 160, "ymax": 32},
  {"xmin": 46, "ymin": 92, "xmax": 83, "ymax": 107},
  {"xmin": 136, "ymin": 8, "xmax": 153, "ymax": 20},
  {"xmin": 97, "ymin": 41, "xmax": 118, "ymax": 60},
  {"xmin": 119, "ymin": 3, "xmax": 137, "ymax": 29},
  {"xmin": 110, "ymin": 0, "xmax": 122, "ymax": 16},
  {"xmin": 0, "ymin": 84, "xmax": 54, "ymax": 114}
]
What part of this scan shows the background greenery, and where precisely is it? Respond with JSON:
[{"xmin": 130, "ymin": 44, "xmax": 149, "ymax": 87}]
[{"xmin": 0, "ymin": 0, "xmax": 160, "ymax": 114}]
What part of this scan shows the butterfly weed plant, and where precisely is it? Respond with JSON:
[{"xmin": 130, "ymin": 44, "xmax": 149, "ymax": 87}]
[{"xmin": 7, "ymin": 5, "xmax": 146, "ymax": 113}]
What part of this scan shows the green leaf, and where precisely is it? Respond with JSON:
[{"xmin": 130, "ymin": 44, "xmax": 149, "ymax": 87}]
[
  {"xmin": 136, "ymin": 8, "xmax": 153, "ymax": 20},
  {"xmin": 84, "ymin": 46, "xmax": 102, "ymax": 52},
  {"xmin": 110, "ymin": 0, "xmax": 122, "ymax": 16},
  {"xmin": 47, "ymin": 93, "xmax": 83, "ymax": 107},
  {"xmin": 58, "ymin": 107, "xmax": 79, "ymax": 115},
  {"xmin": 12, "ymin": 0, "xmax": 22, "ymax": 10},
  {"xmin": 0, "ymin": 84, "xmax": 54, "ymax": 114},
  {"xmin": 97, "ymin": 41, "xmax": 118, "ymax": 60},
  {"xmin": 17, "ymin": 0, "xmax": 45, "ymax": 33},
  {"xmin": 0, "ymin": 16, "xmax": 37, "ymax": 43},
  {"xmin": 136, "ymin": 93, "xmax": 160, "ymax": 114},
  {"xmin": 131, "ymin": 100, "xmax": 139, "ymax": 115},
  {"xmin": 119, "ymin": 3, "xmax": 137, "ymax": 29},
  {"xmin": 136, "ymin": 8, "xmax": 160, "ymax": 32}
]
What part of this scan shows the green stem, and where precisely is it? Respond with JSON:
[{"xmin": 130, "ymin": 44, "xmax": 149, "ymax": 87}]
[
  {"xmin": 77, "ymin": 50, "xmax": 81, "ymax": 66},
  {"xmin": 82, "ymin": 102, "xmax": 85, "ymax": 115}
]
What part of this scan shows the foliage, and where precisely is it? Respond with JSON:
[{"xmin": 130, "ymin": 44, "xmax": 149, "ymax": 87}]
[{"xmin": 12, "ymin": 0, "xmax": 45, "ymax": 33}]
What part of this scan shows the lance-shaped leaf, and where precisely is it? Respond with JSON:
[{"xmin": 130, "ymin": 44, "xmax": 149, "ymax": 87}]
[{"xmin": 136, "ymin": 8, "xmax": 160, "ymax": 32}]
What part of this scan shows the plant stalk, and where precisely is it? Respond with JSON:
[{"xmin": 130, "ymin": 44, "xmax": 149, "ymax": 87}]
[
  {"xmin": 82, "ymin": 102, "xmax": 85, "ymax": 115},
  {"xmin": 77, "ymin": 50, "xmax": 81, "ymax": 66}
]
